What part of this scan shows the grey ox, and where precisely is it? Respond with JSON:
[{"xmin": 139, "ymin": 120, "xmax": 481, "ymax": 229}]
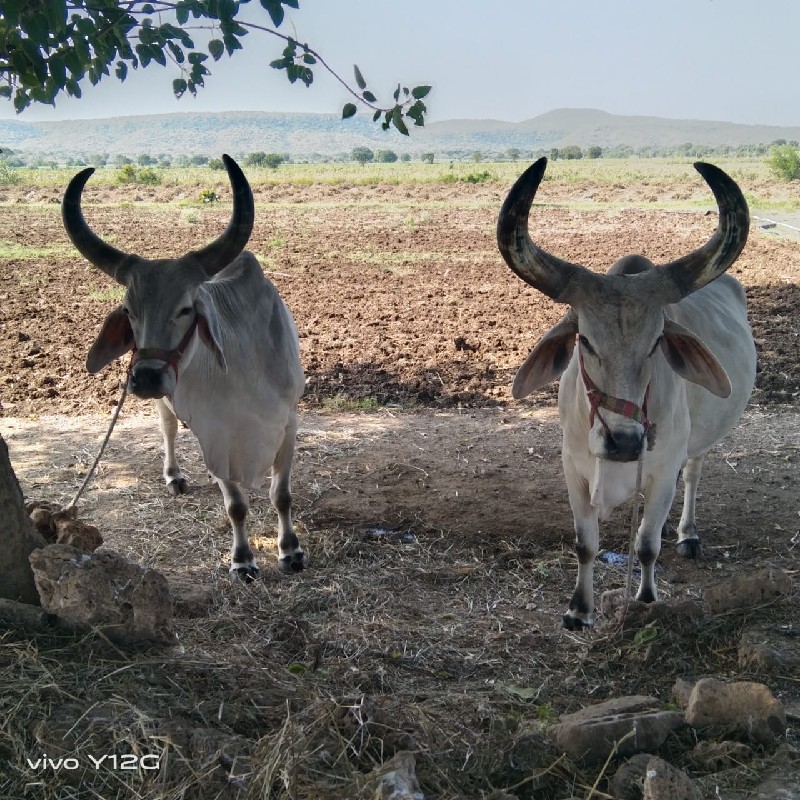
[
  {"xmin": 497, "ymin": 159, "xmax": 756, "ymax": 629},
  {"xmin": 62, "ymin": 155, "xmax": 306, "ymax": 580}
]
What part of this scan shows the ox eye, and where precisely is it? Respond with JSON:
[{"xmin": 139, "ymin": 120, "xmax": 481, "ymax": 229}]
[
  {"xmin": 649, "ymin": 336, "xmax": 663, "ymax": 357},
  {"xmin": 579, "ymin": 335, "xmax": 596, "ymax": 357},
  {"xmin": 177, "ymin": 306, "xmax": 193, "ymax": 317}
]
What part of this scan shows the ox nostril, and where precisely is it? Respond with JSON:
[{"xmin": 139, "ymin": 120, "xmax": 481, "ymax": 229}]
[{"xmin": 604, "ymin": 430, "xmax": 644, "ymax": 462}]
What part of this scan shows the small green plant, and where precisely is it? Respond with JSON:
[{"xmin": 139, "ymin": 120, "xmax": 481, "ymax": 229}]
[
  {"xmin": 116, "ymin": 164, "xmax": 162, "ymax": 185},
  {"xmin": 0, "ymin": 163, "xmax": 22, "ymax": 185},
  {"xmin": 322, "ymin": 394, "xmax": 380, "ymax": 411},
  {"xmin": 199, "ymin": 188, "xmax": 219, "ymax": 204},
  {"xmin": 766, "ymin": 145, "xmax": 800, "ymax": 181},
  {"xmin": 536, "ymin": 703, "xmax": 556, "ymax": 724},
  {"xmin": 464, "ymin": 170, "xmax": 493, "ymax": 184},
  {"xmin": 137, "ymin": 167, "xmax": 161, "ymax": 185},
  {"xmin": 116, "ymin": 164, "xmax": 138, "ymax": 184}
]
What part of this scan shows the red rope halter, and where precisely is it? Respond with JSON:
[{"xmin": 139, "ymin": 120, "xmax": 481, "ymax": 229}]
[{"xmin": 578, "ymin": 343, "xmax": 657, "ymax": 450}]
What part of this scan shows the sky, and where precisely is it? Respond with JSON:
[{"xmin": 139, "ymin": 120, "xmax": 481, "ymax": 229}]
[{"xmin": 2, "ymin": 0, "xmax": 800, "ymax": 127}]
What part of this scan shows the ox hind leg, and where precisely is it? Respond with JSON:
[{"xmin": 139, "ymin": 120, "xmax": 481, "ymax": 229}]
[
  {"xmin": 217, "ymin": 479, "xmax": 259, "ymax": 582},
  {"xmin": 272, "ymin": 412, "xmax": 307, "ymax": 574},
  {"xmin": 156, "ymin": 399, "xmax": 188, "ymax": 495},
  {"xmin": 675, "ymin": 454, "xmax": 705, "ymax": 559}
]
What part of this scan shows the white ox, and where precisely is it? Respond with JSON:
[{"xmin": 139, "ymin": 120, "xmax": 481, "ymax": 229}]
[
  {"xmin": 62, "ymin": 155, "xmax": 306, "ymax": 580},
  {"xmin": 497, "ymin": 159, "xmax": 756, "ymax": 629}
]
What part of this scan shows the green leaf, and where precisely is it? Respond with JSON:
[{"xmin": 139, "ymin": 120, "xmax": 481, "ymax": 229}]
[
  {"xmin": 632, "ymin": 626, "xmax": 659, "ymax": 646},
  {"xmin": 412, "ymin": 85, "xmax": 431, "ymax": 99},
  {"xmin": 353, "ymin": 64, "xmax": 366, "ymax": 90},
  {"xmin": 342, "ymin": 103, "xmax": 357, "ymax": 119},
  {"xmin": 166, "ymin": 40, "xmax": 185, "ymax": 64},
  {"xmin": 115, "ymin": 61, "xmax": 128, "ymax": 81},
  {"xmin": 260, "ymin": 0, "xmax": 285, "ymax": 27},
  {"xmin": 392, "ymin": 107, "xmax": 409, "ymax": 136},
  {"xmin": 372, "ymin": 109, "xmax": 381, "ymax": 122},
  {"xmin": 208, "ymin": 38, "xmax": 225, "ymax": 60},
  {"xmin": 502, "ymin": 683, "xmax": 538, "ymax": 699},
  {"xmin": 362, "ymin": 90, "xmax": 376, "ymax": 103},
  {"xmin": 151, "ymin": 46, "xmax": 167, "ymax": 67},
  {"xmin": 0, "ymin": 86, "xmax": 13, "ymax": 98},
  {"xmin": 173, "ymin": 77, "xmax": 188, "ymax": 98},
  {"xmin": 176, "ymin": 3, "xmax": 190, "ymax": 25},
  {"xmin": 135, "ymin": 43, "xmax": 153, "ymax": 67},
  {"xmin": 286, "ymin": 662, "xmax": 306, "ymax": 675}
]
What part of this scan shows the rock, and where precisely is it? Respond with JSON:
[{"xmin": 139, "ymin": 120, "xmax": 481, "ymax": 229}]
[
  {"xmin": 608, "ymin": 753, "xmax": 652, "ymax": 800},
  {"xmin": 684, "ymin": 677, "xmax": 786, "ymax": 746},
  {"xmin": 27, "ymin": 502, "xmax": 58, "ymax": 541},
  {"xmin": 642, "ymin": 756, "xmax": 701, "ymax": 800},
  {"xmin": 753, "ymin": 770, "xmax": 800, "ymax": 799},
  {"xmin": 548, "ymin": 695, "xmax": 684, "ymax": 764},
  {"xmin": 29, "ymin": 544, "xmax": 177, "ymax": 646},
  {"xmin": 170, "ymin": 577, "xmax": 216, "ymax": 618},
  {"xmin": 703, "ymin": 567, "xmax": 792, "ymax": 614},
  {"xmin": 739, "ymin": 624, "xmax": 800, "ymax": 671},
  {"xmin": 53, "ymin": 516, "xmax": 103, "ymax": 552},
  {"xmin": 599, "ymin": 589, "xmax": 702, "ymax": 631},
  {"xmin": 689, "ymin": 740, "xmax": 753, "ymax": 771},
  {"xmin": 348, "ymin": 751, "xmax": 424, "ymax": 800},
  {"xmin": 671, "ymin": 677, "xmax": 696, "ymax": 709}
]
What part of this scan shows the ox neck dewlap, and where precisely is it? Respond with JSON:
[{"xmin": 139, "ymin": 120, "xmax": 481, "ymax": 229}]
[
  {"xmin": 577, "ymin": 343, "xmax": 657, "ymax": 451},
  {"xmin": 130, "ymin": 316, "xmax": 198, "ymax": 381}
]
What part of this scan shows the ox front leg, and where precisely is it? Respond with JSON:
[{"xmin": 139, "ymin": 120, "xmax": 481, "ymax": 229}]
[
  {"xmin": 271, "ymin": 415, "xmax": 307, "ymax": 574},
  {"xmin": 675, "ymin": 454, "xmax": 705, "ymax": 559},
  {"xmin": 563, "ymin": 465, "xmax": 600, "ymax": 630},
  {"xmin": 217, "ymin": 479, "xmax": 259, "ymax": 582},
  {"xmin": 635, "ymin": 479, "xmax": 678, "ymax": 603},
  {"xmin": 156, "ymin": 399, "xmax": 188, "ymax": 495}
]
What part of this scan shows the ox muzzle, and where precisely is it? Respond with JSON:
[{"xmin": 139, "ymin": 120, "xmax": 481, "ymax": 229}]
[
  {"xmin": 579, "ymin": 345, "xmax": 656, "ymax": 462},
  {"xmin": 128, "ymin": 318, "xmax": 197, "ymax": 399}
]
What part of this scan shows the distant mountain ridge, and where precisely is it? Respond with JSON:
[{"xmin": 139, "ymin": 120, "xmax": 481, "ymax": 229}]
[{"xmin": 2, "ymin": 108, "xmax": 799, "ymax": 160}]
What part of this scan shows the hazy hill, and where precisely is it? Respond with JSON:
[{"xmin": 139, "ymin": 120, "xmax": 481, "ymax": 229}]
[{"xmin": 2, "ymin": 108, "xmax": 799, "ymax": 160}]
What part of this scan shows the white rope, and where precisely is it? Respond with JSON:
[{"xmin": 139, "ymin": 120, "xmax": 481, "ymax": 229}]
[
  {"xmin": 622, "ymin": 448, "xmax": 646, "ymax": 620},
  {"xmin": 65, "ymin": 380, "xmax": 128, "ymax": 514}
]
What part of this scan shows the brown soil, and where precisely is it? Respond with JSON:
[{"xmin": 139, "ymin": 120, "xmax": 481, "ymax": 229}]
[
  {"xmin": 1, "ymin": 181, "xmax": 798, "ymax": 416},
  {"xmin": 1, "ymin": 179, "xmax": 799, "ymax": 798}
]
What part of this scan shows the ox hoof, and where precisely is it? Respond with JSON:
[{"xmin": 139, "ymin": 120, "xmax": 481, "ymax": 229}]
[
  {"xmin": 562, "ymin": 613, "xmax": 592, "ymax": 631},
  {"xmin": 167, "ymin": 477, "xmax": 188, "ymax": 496},
  {"xmin": 676, "ymin": 538, "xmax": 702, "ymax": 559},
  {"xmin": 230, "ymin": 564, "xmax": 260, "ymax": 583},
  {"xmin": 278, "ymin": 550, "xmax": 308, "ymax": 575}
]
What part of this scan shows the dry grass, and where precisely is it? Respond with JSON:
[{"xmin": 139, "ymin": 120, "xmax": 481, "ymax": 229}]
[{"xmin": 2, "ymin": 408, "xmax": 799, "ymax": 799}]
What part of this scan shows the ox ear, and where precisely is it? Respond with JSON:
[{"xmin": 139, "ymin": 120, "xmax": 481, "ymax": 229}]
[
  {"xmin": 195, "ymin": 292, "xmax": 228, "ymax": 373},
  {"xmin": 87, "ymin": 306, "xmax": 134, "ymax": 374},
  {"xmin": 660, "ymin": 318, "xmax": 731, "ymax": 398},
  {"xmin": 512, "ymin": 317, "xmax": 578, "ymax": 399}
]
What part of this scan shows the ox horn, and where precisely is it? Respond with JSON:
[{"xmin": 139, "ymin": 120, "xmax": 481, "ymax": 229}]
[
  {"xmin": 62, "ymin": 167, "xmax": 130, "ymax": 281},
  {"xmin": 654, "ymin": 162, "xmax": 749, "ymax": 301},
  {"xmin": 191, "ymin": 154, "xmax": 254, "ymax": 277},
  {"xmin": 497, "ymin": 157, "xmax": 598, "ymax": 304}
]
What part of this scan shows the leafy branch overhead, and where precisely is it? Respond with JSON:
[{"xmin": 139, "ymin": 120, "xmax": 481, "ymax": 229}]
[{"xmin": 0, "ymin": 0, "xmax": 431, "ymax": 133}]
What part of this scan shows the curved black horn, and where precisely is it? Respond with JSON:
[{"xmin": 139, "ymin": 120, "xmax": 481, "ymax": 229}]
[
  {"xmin": 655, "ymin": 162, "xmax": 749, "ymax": 301},
  {"xmin": 191, "ymin": 154, "xmax": 254, "ymax": 277},
  {"xmin": 62, "ymin": 167, "xmax": 130, "ymax": 281},
  {"xmin": 497, "ymin": 157, "xmax": 594, "ymax": 303}
]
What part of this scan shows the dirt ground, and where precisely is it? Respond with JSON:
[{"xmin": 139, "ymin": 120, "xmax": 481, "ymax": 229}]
[{"xmin": 1, "ymin": 175, "xmax": 799, "ymax": 798}]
